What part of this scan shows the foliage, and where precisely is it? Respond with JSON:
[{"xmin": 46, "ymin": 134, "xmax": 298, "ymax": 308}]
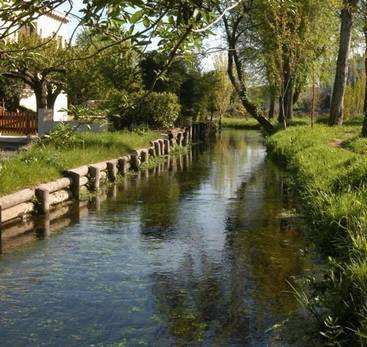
[
  {"xmin": 253, "ymin": 0, "xmax": 338, "ymax": 123},
  {"xmin": 41, "ymin": 123, "xmax": 83, "ymax": 149},
  {"xmin": 180, "ymin": 70, "xmax": 219, "ymax": 121},
  {"xmin": 213, "ymin": 54, "xmax": 233, "ymax": 119},
  {"xmin": 344, "ymin": 56, "xmax": 366, "ymax": 118},
  {"xmin": 140, "ymin": 52, "xmax": 223, "ymax": 123},
  {"xmin": 66, "ymin": 29, "xmax": 142, "ymax": 105},
  {"xmin": 138, "ymin": 92, "xmax": 181, "ymax": 128},
  {"xmin": 0, "ymin": 76, "xmax": 22, "ymax": 111},
  {"xmin": 0, "ymin": 33, "xmax": 67, "ymax": 110},
  {"xmin": 140, "ymin": 51, "xmax": 192, "ymax": 94}
]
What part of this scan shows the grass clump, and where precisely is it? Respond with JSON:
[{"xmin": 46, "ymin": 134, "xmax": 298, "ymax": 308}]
[
  {"xmin": 268, "ymin": 124, "xmax": 367, "ymax": 345},
  {"xmin": 0, "ymin": 128, "xmax": 158, "ymax": 196}
]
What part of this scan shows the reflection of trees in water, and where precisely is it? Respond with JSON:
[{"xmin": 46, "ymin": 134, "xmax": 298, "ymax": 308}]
[
  {"xmin": 149, "ymin": 132, "xmax": 314, "ymax": 345},
  {"xmin": 139, "ymin": 175, "xmax": 181, "ymax": 234},
  {"xmin": 211, "ymin": 131, "xmax": 249, "ymax": 194},
  {"xmin": 100, "ymin": 152, "xmax": 211, "ymax": 239},
  {"xmin": 151, "ymin": 251, "xmax": 251, "ymax": 346},
  {"xmin": 223, "ymin": 159, "xmax": 314, "ymax": 321}
]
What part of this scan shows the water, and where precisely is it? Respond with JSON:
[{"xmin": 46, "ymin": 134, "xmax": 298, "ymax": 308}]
[{"xmin": 0, "ymin": 130, "xmax": 317, "ymax": 346}]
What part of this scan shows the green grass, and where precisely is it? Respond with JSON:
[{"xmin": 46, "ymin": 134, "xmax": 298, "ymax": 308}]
[
  {"xmin": 267, "ymin": 122, "xmax": 367, "ymax": 344},
  {"xmin": 221, "ymin": 114, "xmax": 326, "ymax": 131},
  {"xmin": 0, "ymin": 130, "xmax": 158, "ymax": 196},
  {"xmin": 221, "ymin": 117, "xmax": 262, "ymax": 130}
]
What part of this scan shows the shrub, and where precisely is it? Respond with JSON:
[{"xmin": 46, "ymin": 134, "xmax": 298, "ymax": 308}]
[
  {"xmin": 106, "ymin": 90, "xmax": 180, "ymax": 129},
  {"xmin": 41, "ymin": 123, "xmax": 82, "ymax": 149},
  {"xmin": 140, "ymin": 92, "xmax": 181, "ymax": 128}
]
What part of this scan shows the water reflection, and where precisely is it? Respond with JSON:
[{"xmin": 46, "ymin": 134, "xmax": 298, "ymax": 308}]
[{"xmin": 0, "ymin": 130, "xmax": 316, "ymax": 347}]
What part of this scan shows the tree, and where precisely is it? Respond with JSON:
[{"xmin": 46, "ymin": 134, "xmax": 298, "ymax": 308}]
[
  {"xmin": 329, "ymin": 0, "xmax": 360, "ymax": 126},
  {"xmin": 0, "ymin": 77, "xmax": 22, "ymax": 111},
  {"xmin": 220, "ymin": 1, "xmax": 275, "ymax": 134},
  {"xmin": 66, "ymin": 30, "xmax": 142, "ymax": 105},
  {"xmin": 255, "ymin": 0, "xmax": 337, "ymax": 127},
  {"xmin": 140, "ymin": 51, "xmax": 190, "ymax": 94},
  {"xmin": 0, "ymin": 34, "xmax": 66, "ymax": 113},
  {"xmin": 213, "ymin": 54, "xmax": 233, "ymax": 122}
]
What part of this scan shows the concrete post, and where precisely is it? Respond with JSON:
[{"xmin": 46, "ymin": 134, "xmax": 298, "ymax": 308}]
[
  {"xmin": 35, "ymin": 188, "xmax": 50, "ymax": 214},
  {"xmin": 89, "ymin": 165, "xmax": 101, "ymax": 191},
  {"xmin": 65, "ymin": 171, "xmax": 81, "ymax": 199},
  {"xmin": 158, "ymin": 139, "xmax": 164, "ymax": 155},
  {"xmin": 130, "ymin": 154, "xmax": 140, "ymax": 171},
  {"xmin": 118, "ymin": 156, "xmax": 130, "ymax": 175},
  {"xmin": 141, "ymin": 150, "xmax": 149, "ymax": 163},
  {"xmin": 149, "ymin": 147, "xmax": 155, "ymax": 157},
  {"xmin": 182, "ymin": 131, "xmax": 188, "ymax": 146},
  {"xmin": 107, "ymin": 161, "xmax": 118, "ymax": 181},
  {"xmin": 154, "ymin": 141, "xmax": 161, "ymax": 156},
  {"xmin": 177, "ymin": 132, "xmax": 183, "ymax": 146},
  {"xmin": 187, "ymin": 126, "xmax": 192, "ymax": 142},
  {"xmin": 164, "ymin": 139, "xmax": 170, "ymax": 154}
]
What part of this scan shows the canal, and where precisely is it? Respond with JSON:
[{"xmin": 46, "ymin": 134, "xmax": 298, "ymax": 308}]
[{"xmin": 0, "ymin": 130, "xmax": 317, "ymax": 346}]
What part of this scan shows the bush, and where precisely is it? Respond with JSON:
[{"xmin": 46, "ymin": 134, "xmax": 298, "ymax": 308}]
[
  {"xmin": 41, "ymin": 123, "xmax": 82, "ymax": 149},
  {"xmin": 107, "ymin": 90, "xmax": 181, "ymax": 129},
  {"xmin": 140, "ymin": 92, "xmax": 181, "ymax": 128}
]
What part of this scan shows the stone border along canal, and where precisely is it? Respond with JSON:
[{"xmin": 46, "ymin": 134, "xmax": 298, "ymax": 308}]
[{"xmin": 0, "ymin": 123, "xmax": 211, "ymax": 246}]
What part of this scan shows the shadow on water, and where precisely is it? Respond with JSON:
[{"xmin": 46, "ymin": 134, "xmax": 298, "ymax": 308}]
[{"xmin": 0, "ymin": 130, "xmax": 319, "ymax": 347}]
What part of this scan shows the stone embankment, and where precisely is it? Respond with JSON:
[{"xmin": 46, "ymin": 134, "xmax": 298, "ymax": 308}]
[{"xmin": 0, "ymin": 123, "xmax": 210, "ymax": 230}]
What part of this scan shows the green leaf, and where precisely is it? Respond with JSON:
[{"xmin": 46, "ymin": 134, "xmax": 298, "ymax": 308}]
[
  {"xmin": 143, "ymin": 16, "xmax": 150, "ymax": 28},
  {"xmin": 130, "ymin": 10, "xmax": 144, "ymax": 24}
]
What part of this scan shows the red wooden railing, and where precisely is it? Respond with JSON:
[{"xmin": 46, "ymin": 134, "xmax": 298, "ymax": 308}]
[{"xmin": 0, "ymin": 109, "xmax": 37, "ymax": 135}]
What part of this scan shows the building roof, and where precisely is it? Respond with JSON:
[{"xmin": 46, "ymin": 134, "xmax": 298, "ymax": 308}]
[{"xmin": 44, "ymin": 9, "xmax": 69, "ymax": 24}]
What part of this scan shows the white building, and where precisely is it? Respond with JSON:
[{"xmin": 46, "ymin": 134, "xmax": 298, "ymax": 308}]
[{"xmin": 14, "ymin": 10, "xmax": 69, "ymax": 122}]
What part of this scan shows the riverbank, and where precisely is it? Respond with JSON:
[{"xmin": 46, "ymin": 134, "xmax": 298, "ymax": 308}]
[
  {"xmin": 0, "ymin": 130, "xmax": 158, "ymax": 196},
  {"xmin": 221, "ymin": 117, "xmax": 262, "ymax": 130},
  {"xmin": 268, "ymin": 124, "xmax": 367, "ymax": 345}
]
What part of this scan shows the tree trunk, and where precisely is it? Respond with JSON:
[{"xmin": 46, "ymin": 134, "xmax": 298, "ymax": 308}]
[
  {"xmin": 268, "ymin": 92, "xmax": 275, "ymax": 119},
  {"xmin": 34, "ymin": 82, "xmax": 47, "ymax": 111},
  {"xmin": 285, "ymin": 77, "xmax": 294, "ymax": 121},
  {"xmin": 362, "ymin": 27, "xmax": 367, "ymax": 137},
  {"xmin": 278, "ymin": 95, "xmax": 287, "ymax": 129},
  {"xmin": 281, "ymin": 59, "xmax": 294, "ymax": 122},
  {"xmin": 228, "ymin": 60, "xmax": 274, "ymax": 133},
  {"xmin": 329, "ymin": 1, "xmax": 357, "ymax": 126},
  {"xmin": 311, "ymin": 74, "xmax": 316, "ymax": 128},
  {"xmin": 223, "ymin": 14, "xmax": 275, "ymax": 134},
  {"xmin": 47, "ymin": 91, "xmax": 60, "ymax": 111},
  {"xmin": 293, "ymin": 81, "xmax": 302, "ymax": 106}
]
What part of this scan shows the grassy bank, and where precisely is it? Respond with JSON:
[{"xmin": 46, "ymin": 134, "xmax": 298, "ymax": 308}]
[
  {"xmin": 0, "ymin": 130, "xmax": 158, "ymax": 196},
  {"xmin": 221, "ymin": 117, "xmax": 262, "ymax": 130},
  {"xmin": 268, "ymin": 124, "xmax": 367, "ymax": 345},
  {"xmin": 221, "ymin": 115, "xmax": 317, "ymax": 130}
]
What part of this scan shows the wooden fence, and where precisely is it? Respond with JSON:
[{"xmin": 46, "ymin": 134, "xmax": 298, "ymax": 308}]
[{"xmin": 0, "ymin": 109, "xmax": 37, "ymax": 135}]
